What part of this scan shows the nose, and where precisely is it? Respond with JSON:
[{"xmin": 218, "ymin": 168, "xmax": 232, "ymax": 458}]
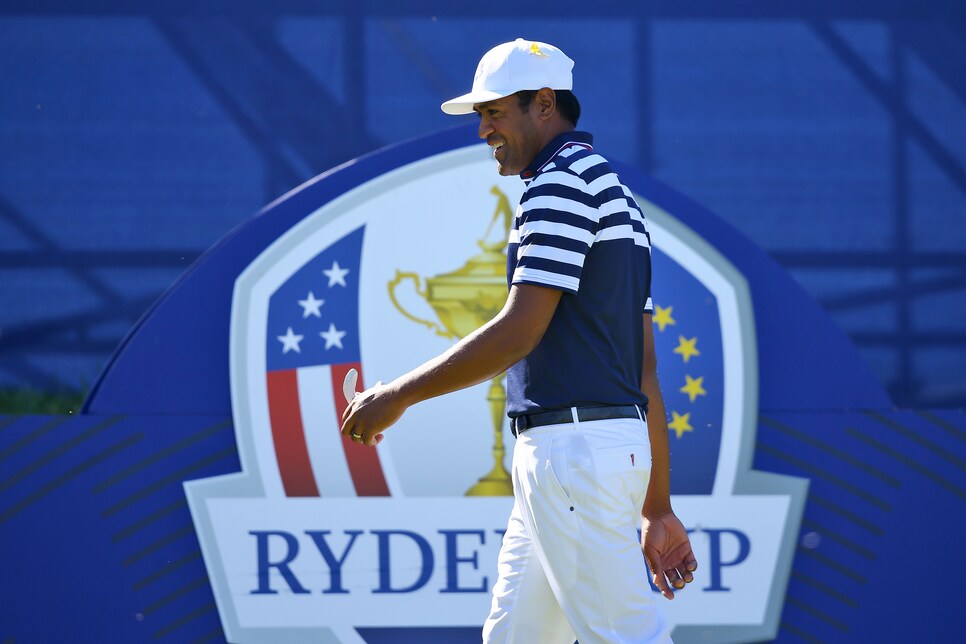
[{"xmin": 478, "ymin": 114, "xmax": 493, "ymax": 140}]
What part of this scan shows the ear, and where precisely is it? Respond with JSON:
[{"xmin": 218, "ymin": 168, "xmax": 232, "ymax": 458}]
[{"xmin": 534, "ymin": 88, "xmax": 557, "ymax": 121}]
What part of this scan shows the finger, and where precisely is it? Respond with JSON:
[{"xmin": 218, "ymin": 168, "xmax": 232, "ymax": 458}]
[
  {"xmin": 684, "ymin": 554, "xmax": 697, "ymax": 582},
  {"xmin": 686, "ymin": 553, "xmax": 698, "ymax": 572},
  {"xmin": 679, "ymin": 565, "xmax": 694, "ymax": 584},
  {"xmin": 665, "ymin": 567, "xmax": 685, "ymax": 590},
  {"xmin": 645, "ymin": 555, "xmax": 674, "ymax": 600},
  {"xmin": 652, "ymin": 572, "xmax": 674, "ymax": 600},
  {"xmin": 341, "ymin": 398, "xmax": 356, "ymax": 422},
  {"xmin": 677, "ymin": 549, "xmax": 697, "ymax": 583},
  {"xmin": 663, "ymin": 543, "xmax": 697, "ymax": 579},
  {"xmin": 669, "ymin": 552, "xmax": 696, "ymax": 584},
  {"xmin": 340, "ymin": 414, "xmax": 359, "ymax": 441}
]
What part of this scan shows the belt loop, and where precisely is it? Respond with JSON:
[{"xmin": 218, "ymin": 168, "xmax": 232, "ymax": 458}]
[
  {"xmin": 634, "ymin": 404, "xmax": 644, "ymax": 422},
  {"xmin": 634, "ymin": 404, "xmax": 646, "ymax": 427},
  {"xmin": 570, "ymin": 406, "xmax": 579, "ymax": 428},
  {"xmin": 514, "ymin": 415, "xmax": 529, "ymax": 437}
]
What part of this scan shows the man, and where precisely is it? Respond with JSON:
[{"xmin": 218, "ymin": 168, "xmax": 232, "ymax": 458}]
[{"xmin": 341, "ymin": 38, "xmax": 696, "ymax": 643}]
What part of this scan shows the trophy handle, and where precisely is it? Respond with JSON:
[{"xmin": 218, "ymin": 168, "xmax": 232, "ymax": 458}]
[{"xmin": 388, "ymin": 270, "xmax": 457, "ymax": 340}]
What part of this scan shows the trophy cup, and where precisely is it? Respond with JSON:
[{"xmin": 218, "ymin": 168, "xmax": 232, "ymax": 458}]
[{"xmin": 388, "ymin": 186, "xmax": 515, "ymax": 496}]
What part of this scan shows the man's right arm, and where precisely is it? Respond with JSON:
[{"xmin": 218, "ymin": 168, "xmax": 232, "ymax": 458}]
[{"xmin": 340, "ymin": 283, "xmax": 562, "ymax": 445}]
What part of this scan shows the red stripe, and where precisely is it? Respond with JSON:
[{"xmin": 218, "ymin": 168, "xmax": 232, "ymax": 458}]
[
  {"xmin": 266, "ymin": 370, "xmax": 320, "ymax": 497},
  {"xmin": 331, "ymin": 362, "xmax": 391, "ymax": 496}
]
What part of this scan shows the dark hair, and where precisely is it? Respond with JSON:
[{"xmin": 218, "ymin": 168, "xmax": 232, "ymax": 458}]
[{"xmin": 516, "ymin": 89, "xmax": 581, "ymax": 126}]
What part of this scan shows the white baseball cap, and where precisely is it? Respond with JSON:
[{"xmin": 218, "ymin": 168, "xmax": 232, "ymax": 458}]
[{"xmin": 440, "ymin": 38, "xmax": 574, "ymax": 115}]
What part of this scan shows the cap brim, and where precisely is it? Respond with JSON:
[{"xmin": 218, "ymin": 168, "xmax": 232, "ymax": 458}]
[{"xmin": 440, "ymin": 89, "xmax": 513, "ymax": 115}]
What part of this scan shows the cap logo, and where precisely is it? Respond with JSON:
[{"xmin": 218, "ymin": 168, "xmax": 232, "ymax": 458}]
[{"xmin": 528, "ymin": 42, "xmax": 548, "ymax": 57}]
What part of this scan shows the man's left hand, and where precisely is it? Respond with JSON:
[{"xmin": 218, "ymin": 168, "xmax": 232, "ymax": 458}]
[{"xmin": 641, "ymin": 510, "xmax": 698, "ymax": 600}]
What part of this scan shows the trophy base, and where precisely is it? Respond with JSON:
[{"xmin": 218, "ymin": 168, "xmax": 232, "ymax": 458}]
[{"xmin": 464, "ymin": 470, "xmax": 513, "ymax": 497}]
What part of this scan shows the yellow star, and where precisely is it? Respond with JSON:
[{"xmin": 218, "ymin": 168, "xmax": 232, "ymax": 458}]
[
  {"xmin": 529, "ymin": 42, "xmax": 548, "ymax": 57},
  {"xmin": 680, "ymin": 375, "xmax": 707, "ymax": 403},
  {"xmin": 668, "ymin": 412, "xmax": 693, "ymax": 439},
  {"xmin": 652, "ymin": 305, "xmax": 675, "ymax": 332},
  {"xmin": 673, "ymin": 336, "xmax": 700, "ymax": 363}
]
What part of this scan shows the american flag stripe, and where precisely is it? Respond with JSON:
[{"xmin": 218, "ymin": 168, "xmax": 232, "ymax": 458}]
[
  {"xmin": 267, "ymin": 363, "xmax": 391, "ymax": 497},
  {"xmin": 266, "ymin": 369, "xmax": 320, "ymax": 497},
  {"xmin": 298, "ymin": 365, "xmax": 357, "ymax": 496},
  {"xmin": 329, "ymin": 362, "xmax": 391, "ymax": 496}
]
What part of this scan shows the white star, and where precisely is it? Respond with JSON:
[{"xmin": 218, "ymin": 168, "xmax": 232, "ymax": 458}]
[
  {"xmin": 320, "ymin": 323, "xmax": 346, "ymax": 350},
  {"xmin": 323, "ymin": 260, "xmax": 350, "ymax": 287},
  {"xmin": 277, "ymin": 327, "xmax": 304, "ymax": 354},
  {"xmin": 298, "ymin": 291, "xmax": 325, "ymax": 318}
]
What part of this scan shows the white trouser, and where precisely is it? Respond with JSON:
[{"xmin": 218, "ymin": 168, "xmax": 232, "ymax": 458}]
[{"xmin": 483, "ymin": 411, "xmax": 672, "ymax": 644}]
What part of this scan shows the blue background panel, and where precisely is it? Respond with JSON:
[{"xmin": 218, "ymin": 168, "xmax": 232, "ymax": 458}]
[
  {"xmin": 1, "ymin": 2, "xmax": 965, "ymax": 408},
  {"xmin": 3, "ymin": 408, "xmax": 963, "ymax": 642}
]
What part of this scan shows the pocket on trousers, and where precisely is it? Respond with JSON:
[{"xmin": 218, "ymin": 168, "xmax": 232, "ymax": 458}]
[
  {"xmin": 544, "ymin": 434, "xmax": 576, "ymax": 506},
  {"xmin": 590, "ymin": 435, "xmax": 651, "ymax": 511}
]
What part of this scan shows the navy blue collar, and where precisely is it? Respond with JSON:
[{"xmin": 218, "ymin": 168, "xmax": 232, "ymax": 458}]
[{"xmin": 519, "ymin": 131, "xmax": 594, "ymax": 180}]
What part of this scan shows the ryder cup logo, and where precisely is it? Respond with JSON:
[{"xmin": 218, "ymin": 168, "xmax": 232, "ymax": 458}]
[{"xmin": 185, "ymin": 143, "xmax": 807, "ymax": 643}]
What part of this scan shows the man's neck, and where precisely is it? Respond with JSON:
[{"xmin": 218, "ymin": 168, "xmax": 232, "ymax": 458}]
[{"xmin": 537, "ymin": 121, "xmax": 575, "ymax": 152}]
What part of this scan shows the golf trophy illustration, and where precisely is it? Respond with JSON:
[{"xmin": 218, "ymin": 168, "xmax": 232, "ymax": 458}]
[{"xmin": 389, "ymin": 186, "xmax": 515, "ymax": 496}]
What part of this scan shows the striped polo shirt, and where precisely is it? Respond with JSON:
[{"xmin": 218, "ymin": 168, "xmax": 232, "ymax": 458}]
[{"xmin": 505, "ymin": 131, "xmax": 654, "ymax": 417}]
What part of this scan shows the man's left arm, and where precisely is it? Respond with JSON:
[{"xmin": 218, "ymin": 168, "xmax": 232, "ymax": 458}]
[
  {"xmin": 340, "ymin": 283, "xmax": 562, "ymax": 445},
  {"xmin": 640, "ymin": 312, "xmax": 699, "ymax": 599}
]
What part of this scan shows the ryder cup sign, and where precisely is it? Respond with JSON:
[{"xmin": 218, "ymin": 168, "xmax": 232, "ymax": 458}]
[{"xmin": 185, "ymin": 141, "xmax": 807, "ymax": 643}]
